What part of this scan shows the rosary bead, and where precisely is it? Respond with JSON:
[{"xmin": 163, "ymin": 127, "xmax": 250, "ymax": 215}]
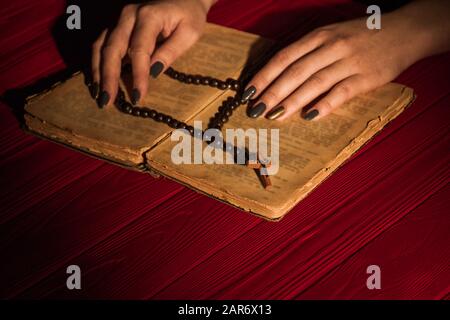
[
  {"xmin": 229, "ymin": 101, "xmax": 239, "ymax": 110},
  {"xmin": 192, "ymin": 76, "xmax": 201, "ymax": 85},
  {"xmin": 221, "ymin": 115, "xmax": 229, "ymax": 123},
  {"xmin": 201, "ymin": 77, "xmax": 210, "ymax": 85},
  {"xmin": 177, "ymin": 122, "xmax": 187, "ymax": 129},
  {"xmin": 141, "ymin": 108, "xmax": 149, "ymax": 118},
  {"xmin": 149, "ymin": 110, "xmax": 157, "ymax": 118},
  {"xmin": 165, "ymin": 67, "xmax": 174, "ymax": 76},
  {"xmin": 123, "ymin": 102, "xmax": 133, "ymax": 114},
  {"xmin": 132, "ymin": 107, "xmax": 141, "ymax": 116},
  {"xmin": 208, "ymin": 118, "xmax": 219, "ymax": 128},
  {"xmin": 170, "ymin": 119, "xmax": 179, "ymax": 128},
  {"xmin": 186, "ymin": 125, "xmax": 195, "ymax": 136},
  {"xmin": 178, "ymin": 73, "xmax": 186, "ymax": 82},
  {"xmin": 218, "ymin": 82, "xmax": 227, "ymax": 90},
  {"xmin": 156, "ymin": 113, "xmax": 164, "ymax": 122},
  {"xmin": 185, "ymin": 76, "xmax": 193, "ymax": 84},
  {"xmin": 210, "ymin": 79, "xmax": 219, "ymax": 87},
  {"xmin": 163, "ymin": 115, "xmax": 172, "ymax": 124},
  {"xmin": 208, "ymin": 118, "xmax": 221, "ymax": 128},
  {"xmin": 116, "ymin": 90, "xmax": 125, "ymax": 101},
  {"xmin": 115, "ymin": 99, "xmax": 125, "ymax": 109},
  {"xmin": 172, "ymin": 71, "xmax": 179, "ymax": 79}
]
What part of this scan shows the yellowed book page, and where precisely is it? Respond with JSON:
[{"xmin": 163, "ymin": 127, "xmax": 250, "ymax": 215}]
[
  {"xmin": 146, "ymin": 84, "xmax": 414, "ymax": 220},
  {"xmin": 24, "ymin": 23, "xmax": 271, "ymax": 165}
]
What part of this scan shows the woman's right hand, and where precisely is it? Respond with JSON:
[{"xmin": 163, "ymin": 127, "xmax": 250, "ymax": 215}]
[{"xmin": 91, "ymin": 0, "xmax": 216, "ymax": 107}]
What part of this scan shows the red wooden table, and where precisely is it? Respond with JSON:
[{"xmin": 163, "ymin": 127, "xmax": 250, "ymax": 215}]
[{"xmin": 0, "ymin": 0, "xmax": 449, "ymax": 299}]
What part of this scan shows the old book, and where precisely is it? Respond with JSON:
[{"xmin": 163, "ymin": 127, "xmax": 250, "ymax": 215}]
[{"xmin": 24, "ymin": 23, "xmax": 415, "ymax": 220}]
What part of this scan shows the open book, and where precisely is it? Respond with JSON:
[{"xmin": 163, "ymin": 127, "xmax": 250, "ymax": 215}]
[{"xmin": 24, "ymin": 23, "xmax": 415, "ymax": 220}]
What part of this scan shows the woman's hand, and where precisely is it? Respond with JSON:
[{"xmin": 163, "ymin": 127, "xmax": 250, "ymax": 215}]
[
  {"xmin": 91, "ymin": 0, "xmax": 216, "ymax": 107},
  {"xmin": 244, "ymin": 0, "xmax": 450, "ymax": 121}
]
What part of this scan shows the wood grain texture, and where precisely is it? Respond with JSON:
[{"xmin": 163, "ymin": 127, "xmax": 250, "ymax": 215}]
[{"xmin": 0, "ymin": 0, "xmax": 448, "ymax": 299}]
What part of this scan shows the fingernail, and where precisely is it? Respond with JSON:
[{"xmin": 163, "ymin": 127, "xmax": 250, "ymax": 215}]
[
  {"xmin": 265, "ymin": 105, "xmax": 285, "ymax": 120},
  {"xmin": 89, "ymin": 82, "xmax": 99, "ymax": 99},
  {"xmin": 150, "ymin": 61, "xmax": 164, "ymax": 78},
  {"xmin": 247, "ymin": 102, "xmax": 266, "ymax": 118},
  {"xmin": 241, "ymin": 86, "xmax": 256, "ymax": 102},
  {"xmin": 131, "ymin": 88, "xmax": 141, "ymax": 105},
  {"xmin": 98, "ymin": 90, "xmax": 110, "ymax": 108},
  {"xmin": 303, "ymin": 109, "xmax": 319, "ymax": 121}
]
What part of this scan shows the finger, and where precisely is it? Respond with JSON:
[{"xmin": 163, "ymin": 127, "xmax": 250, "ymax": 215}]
[
  {"xmin": 303, "ymin": 75, "xmax": 371, "ymax": 121},
  {"xmin": 90, "ymin": 29, "xmax": 108, "ymax": 98},
  {"xmin": 268, "ymin": 60, "xmax": 355, "ymax": 120},
  {"xmin": 92, "ymin": 29, "xmax": 108, "ymax": 83},
  {"xmin": 128, "ymin": 7, "xmax": 164, "ymax": 104},
  {"xmin": 100, "ymin": 5, "xmax": 137, "ymax": 107},
  {"xmin": 249, "ymin": 45, "xmax": 345, "ymax": 118},
  {"xmin": 242, "ymin": 29, "xmax": 330, "ymax": 101},
  {"xmin": 150, "ymin": 23, "xmax": 200, "ymax": 74}
]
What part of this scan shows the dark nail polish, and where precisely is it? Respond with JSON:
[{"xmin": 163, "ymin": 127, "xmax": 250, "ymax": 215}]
[
  {"xmin": 241, "ymin": 86, "xmax": 256, "ymax": 102},
  {"xmin": 247, "ymin": 102, "xmax": 266, "ymax": 118},
  {"xmin": 265, "ymin": 106, "xmax": 285, "ymax": 120},
  {"xmin": 131, "ymin": 88, "xmax": 141, "ymax": 105},
  {"xmin": 150, "ymin": 61, "xmax": 164, "ymax": 78},
  {"xmin": 89, "ymin": 82, "xmax": 99, "ymax": 99},
  {"xmin": 98, "ymin": 90, "xmax": 110, "ymax": 108},
  {"xmin": 303, "ymin": 109, "xmax": 319, "ymax": 121}
]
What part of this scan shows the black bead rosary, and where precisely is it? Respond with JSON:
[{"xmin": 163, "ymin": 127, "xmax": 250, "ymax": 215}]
[
  {"xmin": 92, "ymin": 65, "xmax": 272, "ymax": 188},
  {"xmin": 115, "ymin": 66, "xmax": 243, "ymax": 135}
]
